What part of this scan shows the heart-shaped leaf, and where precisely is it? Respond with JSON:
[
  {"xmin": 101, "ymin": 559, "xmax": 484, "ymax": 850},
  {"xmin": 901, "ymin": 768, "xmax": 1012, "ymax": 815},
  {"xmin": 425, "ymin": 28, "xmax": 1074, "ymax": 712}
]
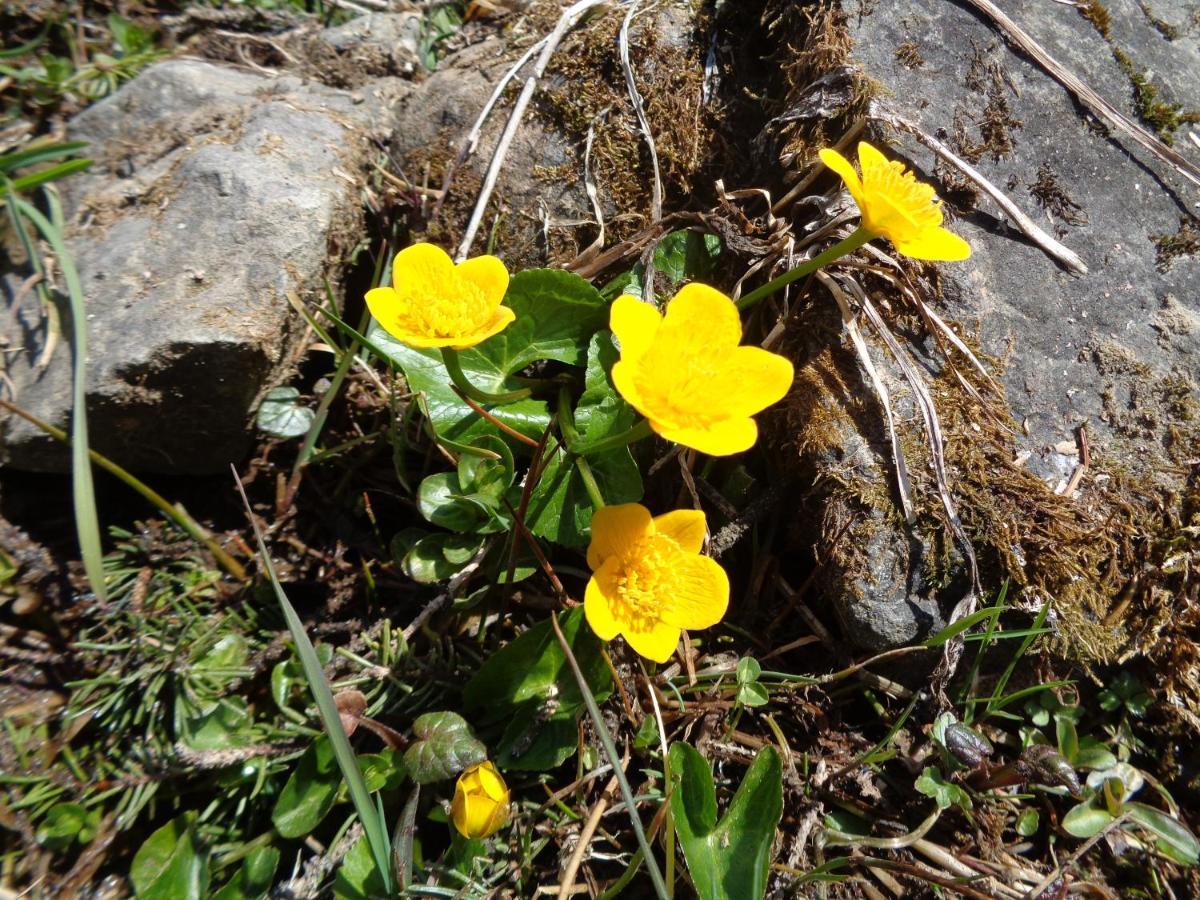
[
  {"xmin": 669, "ymin": 742, "xmax": 783, "ymax": 900},
  {"xmin": 403, "ymin": 711, "xmax": 487, "ymax": 783}
]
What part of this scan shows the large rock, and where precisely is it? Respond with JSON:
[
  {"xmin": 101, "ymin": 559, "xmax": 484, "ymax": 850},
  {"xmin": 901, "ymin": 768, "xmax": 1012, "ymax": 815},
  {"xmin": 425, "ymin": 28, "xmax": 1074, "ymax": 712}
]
[
  {"xmin": 850, "ymin": 0, "xmax": 1199, "ymax": 483},
  {"xmin": 0, "ymin": 59, "xmax": 404, "ymax": 473},
  {"xmin": 785, "ymin": 0, "xmax": 1200, "ymax": 650}
]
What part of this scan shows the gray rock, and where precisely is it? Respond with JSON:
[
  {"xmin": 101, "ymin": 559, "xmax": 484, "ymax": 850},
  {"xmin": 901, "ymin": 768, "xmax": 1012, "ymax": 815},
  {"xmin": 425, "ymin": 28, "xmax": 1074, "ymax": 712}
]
[
  {"xmin": 306, "ymin": 11, "xmax": 424, "ymax": 84},
  {"xmin": 789, "ymin": 0, "xmax": 1200, "ymax": 649},
  {"xmin": 0, "ymin": 59, "xmax": 405, "ymax": 473},
  {"xmin": 850, "ymin": 0, "xmax": 1200, "ymax": 483}
]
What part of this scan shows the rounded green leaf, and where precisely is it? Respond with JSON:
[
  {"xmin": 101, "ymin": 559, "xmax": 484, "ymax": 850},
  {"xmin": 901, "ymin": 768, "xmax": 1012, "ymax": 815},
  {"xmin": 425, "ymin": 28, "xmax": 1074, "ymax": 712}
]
[
  {"xmin": 403, "ymin": 711, "xmax": 487, "ymax": 784},
  {"xmin": 257, "ymin": 386, "xmax": 314, "ymax": 439},
  {"xmin": 1062, "ymin": 800, "xmax": 1115, "ymax": 838},
  {"xmin": 131, "ymin": 815, "xmax": 209, "ymax": 900},
  {"xmin": 271, "ymin": 738, "xmax": 340, "ymax": 839}
]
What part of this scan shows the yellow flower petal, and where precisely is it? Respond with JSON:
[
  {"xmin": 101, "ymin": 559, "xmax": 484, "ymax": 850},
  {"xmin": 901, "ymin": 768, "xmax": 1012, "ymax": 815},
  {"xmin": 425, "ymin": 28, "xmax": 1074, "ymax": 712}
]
[
  {"xmin": 391, "ymin": 241, "xmax": 455, "ymax": 293},
  {"xmin": 659, "ymin": 554, "xmax": 729, "ymax": 630},
  {"xmin": 610, "ymin": 295, "xmax": 662, "ymax": 361},
  {"xmin": 364, "ymin": 286, "xmax": 401, "ymax": 331},
  {"xmin": 456, "ymin": 254, "xmax": 510, "ymax": 306},
  {"xmin": 652, "ymin": 509, "xmax": 708, "ymax": 554},
  {"xmin": 819, "ymin": 147, "xmax": 865, "ymax": 207},
  {"xmin": 452, "ymin": 762, "xmax": 509, "ymax": 839},
  {"xmin": 893, "ymin": 225, "xmax": 972, "ymax": 262},
  {"xmin": 453, "ymin": 305, "xmax": 517, "ymax": 349},
  {"xmin": 476, "ymin": 761, "xmax": 508, "ymax": 801},
  {"xmin": 584, "ymin": 563, "xmax": 624, "ymax": 641},
  {"xmin": 719, "ymin": 346, "xmax": 794, "ymax": 418},
  {"xmin": 856, "ymin": 140, "xmax": 891, "ymax": 174},
  {"xmin": 658, "ymin": 282, "xmax": 743, "ymax": 351},
  {"xmin": 587, "ymin": 503, "xmax": 653, "ymax": 571},
  {"xmin": 622, "ymin": 619, "xmax": 681, "ymax": 664},
  {"xmin": 651, "ymin": 416, "xmax": 759, "ymax": 457}
]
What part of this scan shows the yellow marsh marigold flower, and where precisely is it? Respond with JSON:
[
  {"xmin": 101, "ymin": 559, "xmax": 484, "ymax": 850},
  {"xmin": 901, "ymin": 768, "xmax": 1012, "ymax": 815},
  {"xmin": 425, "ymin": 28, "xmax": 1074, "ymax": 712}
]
[
  {"xmin": 610, "ymin": 284, "xmax": 794, "ymax": 456},
  {"xmin": 365, "ymin": 243, "xmax": 514, "ymax": 350},
  {"xmin": 451, "ymin": 761, "xmax": 510, "ymax": 839},
  {"xmin": 585, "ymin": 503, "xmax": 729, "ymax": 663},
  {"xmin": 819, "ymin": 142, "xmax": 971, "ymax": 262}
]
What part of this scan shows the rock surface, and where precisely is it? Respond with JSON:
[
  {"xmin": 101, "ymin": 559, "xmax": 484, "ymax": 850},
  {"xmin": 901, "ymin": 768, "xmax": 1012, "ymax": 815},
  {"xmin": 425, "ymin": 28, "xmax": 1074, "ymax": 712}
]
[
  {"xmin": 851, "ymin": 0, "xmax": 1199, "ymax": 482},
  {"xmin": 0, "ymin": 58, "xmax": 404, "ymax": 473},
  {"xmin": 802, "ymin": 0, "xmax": 1200, "ymax": 649}
]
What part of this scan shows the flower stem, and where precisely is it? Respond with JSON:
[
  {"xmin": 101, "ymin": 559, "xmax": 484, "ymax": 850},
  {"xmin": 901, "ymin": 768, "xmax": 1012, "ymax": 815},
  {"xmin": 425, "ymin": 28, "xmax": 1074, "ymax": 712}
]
[
  {"xmin": 441, "ymin": 348, "xmax": 531, "ymax": 405},
  {"xmin": 575, "ymin": 456, "xmax": 605, "ymax": 510},
  {"xmin": 549, "ymin": 611, "xmax": 670, "ymax": 900},
  {"xmin": 557, "ymin": 385, "xmax": 655, "ymax": 457},
  {"xmin": 573, "ymin": 418, "xmax": 655, "ymax": 456},
  {"xmin": 736, "ymin": 226, "xmax": 873, "ymax": 311}
]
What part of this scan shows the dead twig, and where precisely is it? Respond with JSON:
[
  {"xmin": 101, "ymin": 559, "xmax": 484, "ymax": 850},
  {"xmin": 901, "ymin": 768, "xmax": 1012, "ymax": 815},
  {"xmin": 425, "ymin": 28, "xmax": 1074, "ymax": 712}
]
[
  {"xmin": 456, "ymin": 0, "xmax": 613, "ymax": 260},
  {"xmin": 957, "ymin": 0, "xmax": 1200, "ymax": 191}
]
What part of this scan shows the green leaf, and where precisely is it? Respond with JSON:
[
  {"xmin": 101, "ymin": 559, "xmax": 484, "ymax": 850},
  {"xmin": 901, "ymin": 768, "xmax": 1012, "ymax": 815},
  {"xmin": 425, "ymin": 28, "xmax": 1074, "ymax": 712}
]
[
  {"xmin": 369, "ymin": 268, "xmax": 607, "ymax": 449},
  {"xmin": 653, "ymin": 230, "xmax": 722, "ymax": 291},
  {"xmin": 400, "ymin": 533, "xmax": 484, "ymax": 583},
  {"xmin": 0, "ymin": 140, "xmax": 88, "ymax": 175},
  {"xmin": 212, "ymin": 846, "xmax": 279, "ymax": 900},
  {"xmin": 1062, "ymin": 800, "xmax": 1115, "ymax": 838},
  {"xmin": 1056, "ymin": 718, "xmax": 1080, "ymax": 764},
  {"xmin": 403, "ymin": 711, "xmax": 487, "ymax": 783},
  {"xmin": 495, "ymin": 709, "xmax": 579, "ymax": 771},
  {"xmin": 272, "ymin": 738, "xmax": 341, "ymax": 839},
  {"xmin": 669, "ymin": 742, "xmax": 783, "ymax": 900},
  {"xmin": 131, "ymin": 815, "xmax": 209, "ymax": 900},
  {"xmin": 358, "ymin": 750, "xmax": 407, "ymax": 793},
  {"xmin": 36, "ymin": 802, "xmax": 99, "ymax": 850},
  {"xmin": 1016, "ymin": 808, "xmax": 1039, "ymax": 837},
  {"xmin": 736, "ymin": 657, "xmax": 762, "ymax": 684},
  {"xmin": 464, "ymin": 607, "xmax": 611, "ymax": 719},
  {"xmin": 271, "ymin": 645, "xmax": 333, "ymax": 713},
  {"xmin": 600, "ymin": 229, "xmax": 721, "ymax": 300},
  {"xmin": 333, "ymin": 834, "xmax": 389, "ymax": 900},
  {"xmin": 1126, "ymin": 802, "xmax": 1200, "ymax": 865},
  {"xmin": 922, "ymin": 605, "xmax": 1007, "ymax": 647},
  {"xmin": 257, "ymin": 386, "xmax": 315, "ymax": 439},
  {"xmin": 525, "ymin": 332, "xmax": 642, "ymax": 547},
  {"xmin": 466, "ymin": 608, "xmax": 612, "ymax": 770},
  {"xmin": 737, "ymin": 682, "xmax": 770, "ymax": 708},
  {"xmin": 1074, "ymin": 738, "xmax": 1118, "ymax": 772},
  {"xmin": 175, "ymin": 695, "xmax": 252, "ymax": 751},
  {"xmin": 914, "ymin": 767, "xmax": 972, "ymax": 812}
]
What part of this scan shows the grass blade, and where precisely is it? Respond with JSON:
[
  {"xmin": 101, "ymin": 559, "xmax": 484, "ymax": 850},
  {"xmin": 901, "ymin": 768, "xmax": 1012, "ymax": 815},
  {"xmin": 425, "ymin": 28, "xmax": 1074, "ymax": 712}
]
[
  {"xmin": 10, "ymin": 188, "xmax": 106, "ymax": 602},
  {"xmin": 0, "ymin": 140, "xmax": 89, "ymax": 174},
  {"xmin": 3, "ymin": 158, "xmax": 94, "ymax": 197},
  {"xmin": 232, "ymin": 469, "xmax": 394, "ymax": 893}
]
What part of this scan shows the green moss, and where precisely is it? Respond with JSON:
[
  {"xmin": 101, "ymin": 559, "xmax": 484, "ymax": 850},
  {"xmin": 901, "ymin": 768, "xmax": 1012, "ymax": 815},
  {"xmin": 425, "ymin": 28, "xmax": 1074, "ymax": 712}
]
[
  {"xmin": 1112, "ymin": 46, "xmax": 1187, "ymax": 144},
  {"xmin": 1078, "ymin": 0, "xmax": 1112, "ymax": 38},
  {"xmin": 1153, "ymin": 217, "xmax": 1200, "ymax": 272},
  {"xmin": 894, "ymin": 40, "xmax": 924, "ymax": 69}
]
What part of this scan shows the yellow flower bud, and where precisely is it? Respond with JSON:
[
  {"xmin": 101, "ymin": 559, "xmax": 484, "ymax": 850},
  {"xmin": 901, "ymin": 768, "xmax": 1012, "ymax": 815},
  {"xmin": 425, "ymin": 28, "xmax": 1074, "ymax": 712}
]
[{"xmin": 451, "ymin": 761, "xmax": 510, "ymax": 839}]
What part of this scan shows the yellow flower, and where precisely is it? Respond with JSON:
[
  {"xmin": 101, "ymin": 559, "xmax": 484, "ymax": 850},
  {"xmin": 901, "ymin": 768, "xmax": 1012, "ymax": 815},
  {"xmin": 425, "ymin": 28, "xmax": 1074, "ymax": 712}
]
[
  {"xmin": 819, "ymin": 142, "xmax": 971, "ymax": 262},
  {"xmin": 609, "ymin": 285, "xmax": 794, "ymax": 456},
  {"xmin": 584, "ymin": 503, "xmax": 729, "ymax": 663},
  {"xmin": 365, "ymin": 243, "xmax": 514, "ymax": 349},
  {"xmin": 451, "ymin": 761, "xmax": 510, "ymax": 840}
]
